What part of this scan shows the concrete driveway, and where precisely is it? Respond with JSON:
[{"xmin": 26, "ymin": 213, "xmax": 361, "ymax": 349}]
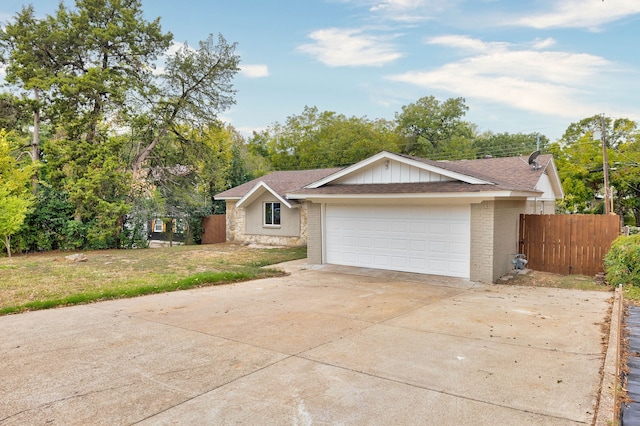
[{"xmin": 1, "ymin": 261, "xmax": 612, "ymax": 425}]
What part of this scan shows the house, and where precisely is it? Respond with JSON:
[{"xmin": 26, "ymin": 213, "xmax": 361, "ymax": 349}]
[{"xmin": 215, "ymin": 151, "xmax": 564, "ymax": 283}]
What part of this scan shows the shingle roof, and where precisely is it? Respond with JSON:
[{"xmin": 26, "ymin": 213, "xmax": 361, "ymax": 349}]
[
  {"xmin": 214, "ymin": 168, "xmax": 344, "ymax": 199},
  {"xmin": 215, "ymin": 153, "xmax": 554, "ymax": 200},
  {"xmin": 405, "ymin": 153, "xmax": 553, "ymax": 190}
]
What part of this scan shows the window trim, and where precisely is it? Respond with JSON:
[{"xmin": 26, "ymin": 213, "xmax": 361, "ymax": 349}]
[
  {"xmin": 263, "ymin": 202, "xmax": 281, "ymax": 227},
  {"xmin": 153, "ymin": 219, "xmax": 164, "ymax": 233}
]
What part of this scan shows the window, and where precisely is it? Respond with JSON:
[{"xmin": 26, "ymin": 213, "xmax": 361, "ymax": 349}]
[
  {"xmin": 153, "ymin": 219, "xmax": 164, "ymax": 233},
  {"xmin": 264, "ymin": 202, "xmax": 281, "ymax": 226}
]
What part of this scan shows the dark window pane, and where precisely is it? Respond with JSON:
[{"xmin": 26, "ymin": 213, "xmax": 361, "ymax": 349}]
[
  {"xmin": 273, "ymin": 203, "xmax": 281, "ymax": 225},
  {"xmin": 265, "ymin": 203, "xmax": 273, "ymax": 224}
]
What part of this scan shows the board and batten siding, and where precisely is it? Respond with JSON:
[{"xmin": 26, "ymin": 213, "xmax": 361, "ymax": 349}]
[{"xmin": 335, "ymin": 160, "xmax": 454, "ymax": 185}]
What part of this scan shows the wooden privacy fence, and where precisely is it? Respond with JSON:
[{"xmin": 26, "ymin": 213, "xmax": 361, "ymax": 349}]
[
  {"xmin": 519, "ymin": 214, "xmax": 620, "ymax": 276},
  {"xmin": 201, "ymin": 215, "xmax": 226, "ymax": 244}
]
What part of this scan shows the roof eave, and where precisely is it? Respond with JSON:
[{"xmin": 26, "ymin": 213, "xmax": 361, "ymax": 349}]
[{"xmin": 287, "ymin": 190, "xmax": 541, "ymax": 202}]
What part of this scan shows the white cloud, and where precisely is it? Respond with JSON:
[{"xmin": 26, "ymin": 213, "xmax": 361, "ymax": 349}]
[
  {"xmin": 240, "ymin": 64, "xmax": 269, "ymax": 78},
  {"xmin": 369, "ymin": 0, "xmax": 426, "ymax": 12},
  {"xmin": 516, "ymin": 0, "xmax": 640, "ymax": 29},
  {"xmin": 532, "ymin": 37, "xmax": 556, "ymax": 50},
  {"xmin": 426, "ymin": 35, "xmax": 510, "ymax": 53},
  {"xmin": 388, "ymin": 36, "xmax": 613, "ymax": 118},
  {"xmin": 368, "ymin": 0, "xmax": 433, "ymax": 22},
  {"xmin": 297, "ymin": 28, "xmax": 402, "ymax": 67}
]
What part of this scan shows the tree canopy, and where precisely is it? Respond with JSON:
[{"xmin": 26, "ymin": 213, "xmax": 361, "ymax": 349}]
[
  {"xmin": 395, "ymin": 96, "xmax": 475, "ymax": 159},
  {"xmin": 0, "ymin": 0, "xmax": 242, "ymax": 252},
  {"xmin": 249, "ymin": 106, "xmax": 401, "ymax": 170}
]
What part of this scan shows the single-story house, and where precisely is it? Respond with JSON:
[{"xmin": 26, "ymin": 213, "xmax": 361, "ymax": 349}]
[{"xmin": 215, "ymin": 151, "xmax": 563, "ymax": 283}]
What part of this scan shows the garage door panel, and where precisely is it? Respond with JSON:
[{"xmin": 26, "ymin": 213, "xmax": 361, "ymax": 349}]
[
  {"xmin": 429, "ymin": 241, "xmax": 446, "ymax": 253},
  {"xmin": 428, "ymin": 259, "xmax": 448, "ymax": 274},
  {"xmin": 449, "ymin": 261, "xmax": 468, "ymax": 275},
  {"xmin": 450, "ymin": 242, "xmax": 468, "ymax": 255},
  {"xmin": 391, "ymin": 239, "xmax": 407, "ymax": 250},
  {"xmin": 325, "ymin": 204, "xmax": 470, "ymax": 278}
]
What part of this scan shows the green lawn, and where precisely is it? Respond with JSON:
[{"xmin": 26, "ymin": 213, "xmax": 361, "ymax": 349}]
[{"xmin": 0, "ymin": 243, "xmax": 306, "ymax": 315}]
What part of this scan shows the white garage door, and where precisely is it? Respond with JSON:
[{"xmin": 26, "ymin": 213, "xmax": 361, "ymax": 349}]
[{"xmin": 325, "ymin": 204, "xmax": 470, "ymax": 278}]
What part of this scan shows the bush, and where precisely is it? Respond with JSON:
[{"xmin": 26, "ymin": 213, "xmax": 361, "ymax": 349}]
[{"xmin": 605, "ymin": 234, "xmax": 640, "ymax": 287}]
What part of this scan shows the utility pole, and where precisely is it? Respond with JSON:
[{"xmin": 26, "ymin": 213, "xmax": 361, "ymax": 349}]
[{"xmin": 600, "ymin": 113, "xmax": 611, "ymax": 214}]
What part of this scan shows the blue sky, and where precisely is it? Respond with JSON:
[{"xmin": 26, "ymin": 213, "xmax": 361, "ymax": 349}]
[{"xmin": 2, "ymin": 0, "xmax": 640, "ymax": 142}]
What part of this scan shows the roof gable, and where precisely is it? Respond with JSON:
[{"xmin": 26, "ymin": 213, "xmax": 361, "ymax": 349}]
[
  {"xmin": 236, "ymin": 182, "xmax": 292, "ymax": 209},
  {"xmin": 306, "ymin": 151, "xmax": 492, "ymax": 188}
]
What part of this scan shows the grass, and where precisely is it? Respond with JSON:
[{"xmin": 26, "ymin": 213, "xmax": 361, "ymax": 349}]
[
  {"xmin": 0, "ymin": 243, "xmax": 307, "ymax": 315},
  {"xmin": 623, "ymin": 285, "xmax": 640, "ymax": 303}
]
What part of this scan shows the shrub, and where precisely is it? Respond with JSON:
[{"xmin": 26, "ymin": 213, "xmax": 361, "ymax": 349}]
[{"xmin": 605, "ymin": 234, "xmax": 640, "ymax": 287}]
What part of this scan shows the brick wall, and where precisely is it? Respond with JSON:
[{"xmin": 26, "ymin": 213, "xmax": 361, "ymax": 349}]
[
  {"xmin": 306, "ymin": 202, "xmax": 322, "ymax": 264},
  {"xmin": 470, "ymin": 201, "xmax": 494, "ymax": 283}
]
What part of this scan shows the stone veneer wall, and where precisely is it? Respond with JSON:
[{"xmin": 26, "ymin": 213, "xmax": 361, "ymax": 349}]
[{"xmin": 224, "ymin": 200, "xmax": 307, "ymax": 247}]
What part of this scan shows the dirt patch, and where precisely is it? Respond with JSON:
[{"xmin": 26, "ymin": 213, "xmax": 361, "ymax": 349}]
[{"xmin": 500, "ymin": 269, "xmax": 612, "ymax": 292}]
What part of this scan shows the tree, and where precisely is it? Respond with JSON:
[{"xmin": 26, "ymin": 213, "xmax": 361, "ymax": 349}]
[
  {"xmin": 609, "ymin": 123, "xmax": 640, "ymax": 225},
  {"xmin": 249, "ymin": 106, "xmax": 401, "ymax": 170},
  {"xmin": 0, "ymin": 1, "xmax": 241, "ymax": 249},
  {"xmin": 473, "ymin": 132, "xmax": 548, "ymax": 159},
  {"xmin": 0, "ymin": 131, "xmax": 36, "ymax": 256},
  {"xmin": 395, "ymin": 96, "xmax": 474, "ymax": 158},
  {"xmin": 0, "ymin": 4, "xmax": 52, "ymax": 177},
  {"xmin": 0, "ymin": 93, "xmax": 31, "ymax": 135},
  {"xmin": 1, "ymin": 0, "xmax": 174, "ymax": 247},
  {"xmin": 551, "ymin": 115, "xmax": 640, "ymax": 218},
  {"xmin": 130, "ymin": 33, "xmax": 240, "ymax": 175}
]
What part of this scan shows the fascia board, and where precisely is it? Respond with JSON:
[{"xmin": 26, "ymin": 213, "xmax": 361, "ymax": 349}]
[
  {"xmin": 237, "ymin": 182, "xmax": 292, "ymax": 209},
  {"xmin": 213, "ymin": 196, "xmax": 241, "ymax": 201},
  {"xmin": 287, "ymin": 189, "xmax": 540, "ymax": 202},
  {"xmin": 305, "ymin": 151, "xmax": 492, "ymax": 188}
]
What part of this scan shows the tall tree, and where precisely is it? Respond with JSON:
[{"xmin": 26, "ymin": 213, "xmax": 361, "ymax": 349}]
[
  {"xmin": 130, "ymin": 34, "xmax": 240, "ymax": 175},
  {"xmin": 1, "ymin": 0, "xmax": 172, "ymax": 242},
  {"xmin": 395, "ymin": 96, "xmax": 474, "ymax": 159}
]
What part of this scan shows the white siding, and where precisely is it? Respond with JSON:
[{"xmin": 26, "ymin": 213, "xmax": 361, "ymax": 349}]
[{"xmin": 336, "ymin": 159, "xmax": 454, "ymax": 185}]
